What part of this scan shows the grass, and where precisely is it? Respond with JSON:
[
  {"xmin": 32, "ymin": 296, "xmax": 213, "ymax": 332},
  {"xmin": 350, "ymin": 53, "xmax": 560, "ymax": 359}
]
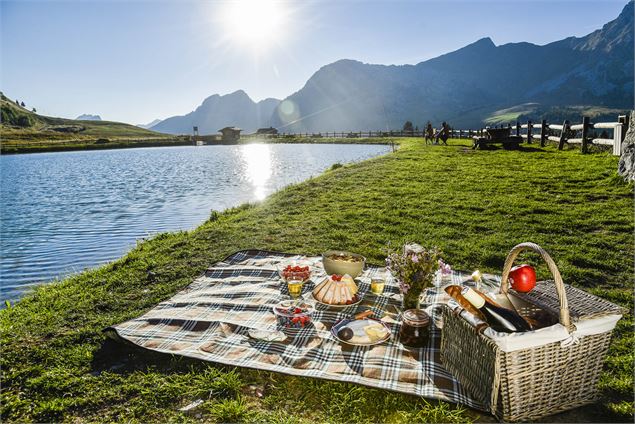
[{"xmin": 1, "ymin": 138, "xmax": 633, "ymax": 423}]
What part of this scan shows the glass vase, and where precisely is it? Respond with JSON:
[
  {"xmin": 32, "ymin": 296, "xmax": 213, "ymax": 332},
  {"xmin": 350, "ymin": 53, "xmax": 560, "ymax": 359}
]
[{"xmin": 401, "ymin": 290, "xmax": 421, "ymax": 310}]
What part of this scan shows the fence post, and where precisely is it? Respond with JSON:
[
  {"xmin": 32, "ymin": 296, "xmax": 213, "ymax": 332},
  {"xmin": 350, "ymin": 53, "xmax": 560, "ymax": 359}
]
[
  {"xmin": 614, "ymin": 123, "xmax": 623, "ymax": 156},
  {"xmin": 558, "ymin": 120, "xmax": 569, "ymax": 150},
  {"xmin": 540, "ymin": 119, "xmax": 547, "ymax": 147},
  {"xmin": 527, "ymin": 120, "xmax": 532, "ymax": 144},
  {"xmin": 516, "ymin": 120, "xmax": 520, "ymax": 137},
  {"xmin": 618, "ymin": 115, "xmax": 628, "ymax": 143},
  {"xmin": 580, "ymin": 116, "xmax": 590, "ymax": 154}
]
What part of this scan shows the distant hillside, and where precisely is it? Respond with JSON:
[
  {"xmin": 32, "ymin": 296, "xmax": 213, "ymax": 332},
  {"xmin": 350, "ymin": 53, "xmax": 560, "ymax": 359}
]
[
  {"xmin": 268, "ymin": 1, "xmax": 633, "ymax": 130},
  {"xmin": 484, "ymin": 103, "xmax": 628, "ymax": 126},
  {"xmin": 76, "ymin": 114, "xmax": 101, "ymax": 121},
  {"xmin": 151, "ymin": 90, "xmax": 280, "ymax": 135},
  {"xmin": 1, "ymin": 93, "xmax": 175, "ymax": 152}
]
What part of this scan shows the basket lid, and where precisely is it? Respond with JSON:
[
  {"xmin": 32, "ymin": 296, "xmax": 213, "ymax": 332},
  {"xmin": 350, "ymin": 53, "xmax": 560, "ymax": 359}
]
[{"xmin": 512, "ymin": 281, "xmax": 625, "ymax": 322}]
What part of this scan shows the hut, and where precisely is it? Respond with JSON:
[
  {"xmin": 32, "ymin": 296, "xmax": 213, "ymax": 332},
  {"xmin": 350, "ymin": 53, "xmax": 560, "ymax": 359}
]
[
  {"xmin": 256, "ymin": 127, "xmax": 278, "ymax": 135},
  {"xmin": 218, "ymin": 127, "xmax": 241, "ymax": 142}
]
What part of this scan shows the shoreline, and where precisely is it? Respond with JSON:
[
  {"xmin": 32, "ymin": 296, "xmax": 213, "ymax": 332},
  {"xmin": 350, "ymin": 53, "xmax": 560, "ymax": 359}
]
[
  {"xmin": 0, "ymin": 136, "xmax": 398, "ymax": 155},
  {"xmin": 1, "ymin": 138, "xmax": 631, "ymax": 423}
]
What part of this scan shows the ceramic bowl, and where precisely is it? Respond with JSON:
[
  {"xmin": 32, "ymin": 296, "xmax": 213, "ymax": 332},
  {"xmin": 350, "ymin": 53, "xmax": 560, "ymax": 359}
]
[{"xmin": 321, "ymin": 250, "xmax": 365, "ymax": 278}]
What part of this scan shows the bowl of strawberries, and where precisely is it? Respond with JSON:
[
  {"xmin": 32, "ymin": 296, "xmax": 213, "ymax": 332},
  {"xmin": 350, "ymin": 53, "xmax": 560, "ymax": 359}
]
[{"xmin": 277, "ymin": 262, "xmax": 312, "ymax": 282}]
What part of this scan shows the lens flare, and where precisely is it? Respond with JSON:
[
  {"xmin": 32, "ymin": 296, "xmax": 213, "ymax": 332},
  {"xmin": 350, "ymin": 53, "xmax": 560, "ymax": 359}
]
[{"xmin": 278, "ymin": 99, "xmax": 299, "ymax": 123}]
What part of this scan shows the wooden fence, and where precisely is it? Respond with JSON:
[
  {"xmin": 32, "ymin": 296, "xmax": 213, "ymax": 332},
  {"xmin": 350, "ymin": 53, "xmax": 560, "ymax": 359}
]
[
  {"xmin": 267, "ymin": 114, "xmax": 629, "ymax": 156},
  {"xmin": 503, "ymin": 114, "xmax": 629, "ymax": 156},
  {"xmin": 264, "ymin": 130, "xmax": 481, "ymax": 139}
]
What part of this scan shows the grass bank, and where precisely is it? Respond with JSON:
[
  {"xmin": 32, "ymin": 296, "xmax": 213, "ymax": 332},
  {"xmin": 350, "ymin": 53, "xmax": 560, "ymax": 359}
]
[
  {"xmin": 1, "ymin": 137, "xmax": 193, "ymax": 154},
  {"xmin": 1, "ymin": 138, "xmax": 633, "ymax": 423}
]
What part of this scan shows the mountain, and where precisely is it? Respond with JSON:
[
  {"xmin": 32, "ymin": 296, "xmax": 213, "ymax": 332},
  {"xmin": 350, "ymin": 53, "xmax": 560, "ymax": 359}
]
[
  {"xmin": 137, "ymin": 118, "xmax": 162, "ymax": 129},
  {"xmin": 76, "ymin": 114, "xmax": 101, "ymax": 121},
  {"xmin": 151, "ymin": 90, "xmax": 280, "ymax": 134},
  {"xmin": 270, "ymin": 1, "xmax": 633, "ymax": 131}
]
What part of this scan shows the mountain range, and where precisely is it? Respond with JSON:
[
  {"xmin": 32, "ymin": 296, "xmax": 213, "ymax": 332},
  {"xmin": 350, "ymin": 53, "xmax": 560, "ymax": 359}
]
[
  {"xmin": 150, "ymin": 92, "xmax": 279, "ymax": 134},
  {"xmin": 76, "ymin": 114, "xmax": 101, "ymax": 121},
  {"xmin": 153, "ymin": 1, "xmax": 633, "ymax": 134},
  {"xmin": 136, "ymin": 118, "xmax": 163, "ymax": 129}
]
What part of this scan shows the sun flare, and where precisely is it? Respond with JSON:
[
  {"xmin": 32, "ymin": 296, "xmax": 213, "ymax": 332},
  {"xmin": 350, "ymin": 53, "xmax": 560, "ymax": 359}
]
[{"xmin": 221, "ymin": 0, "xmax": 287, "ymax": 49}]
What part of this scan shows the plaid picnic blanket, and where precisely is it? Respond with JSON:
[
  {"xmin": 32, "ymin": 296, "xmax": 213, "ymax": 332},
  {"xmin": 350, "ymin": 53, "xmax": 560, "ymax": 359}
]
[{"xmin": 109, "ymin": 250, "xmax": 488, "ymax": 411}]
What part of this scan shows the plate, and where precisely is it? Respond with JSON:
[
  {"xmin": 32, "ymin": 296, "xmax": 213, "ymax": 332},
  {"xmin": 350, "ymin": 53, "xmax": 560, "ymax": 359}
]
[
  {"xmin": 248, "ymin": 328, "xmax": 287, "ymax": 342},
  {"xmin": 331, "ymin": 318, "xmax": 392, "ymax": 346},
  {"xmin": 311, "ymin": 292, "xmax": 364, "ymax": 308}
]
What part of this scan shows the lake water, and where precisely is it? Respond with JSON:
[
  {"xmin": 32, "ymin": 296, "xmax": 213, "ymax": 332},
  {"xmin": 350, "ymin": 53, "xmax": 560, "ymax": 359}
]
[{"xmin": 0, "ymin": 143, "xmax": 390, "ymax": 302}]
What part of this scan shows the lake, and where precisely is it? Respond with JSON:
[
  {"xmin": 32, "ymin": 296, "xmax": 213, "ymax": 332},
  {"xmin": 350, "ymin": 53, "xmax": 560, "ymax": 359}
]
[{"xmin": 0, "ymin": 143, "xmax": 390, "ymax": 302}]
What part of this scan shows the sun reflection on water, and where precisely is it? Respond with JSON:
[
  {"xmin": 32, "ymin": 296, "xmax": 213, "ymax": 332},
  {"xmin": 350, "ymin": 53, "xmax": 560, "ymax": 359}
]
[{"xmin": 240, "ymin": 143, "xmax": 272, "ymax": 200}]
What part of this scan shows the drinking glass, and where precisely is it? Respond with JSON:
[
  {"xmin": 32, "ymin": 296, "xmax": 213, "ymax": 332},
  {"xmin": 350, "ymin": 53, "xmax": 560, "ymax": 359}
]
[
  {"xmin": 370, "ymin": 277, "xmax": 385, "ymax": 295},
  {"xmin": 287, "ymin": 277, "xmax": 304, "ymax": 301}
]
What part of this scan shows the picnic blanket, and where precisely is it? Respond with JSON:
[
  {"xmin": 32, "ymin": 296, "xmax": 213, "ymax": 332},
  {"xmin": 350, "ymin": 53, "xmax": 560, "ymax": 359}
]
[{"xmin": 109, "ymin": 250, "xmax": 488, "ymax": 411}]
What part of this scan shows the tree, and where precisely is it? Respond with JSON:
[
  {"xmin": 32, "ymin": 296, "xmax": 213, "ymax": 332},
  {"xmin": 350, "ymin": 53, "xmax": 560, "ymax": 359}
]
[
  {"xmin": 15, "ymin": 99, "xmax": 19, "ymax": 105},
  {"xmin": 403, "ymin": 121, "xmax": 414, "ymax": 132},
  {"xmin": 20, "ymin": 101, "xmax": 25, "ymax": 107},
  {"xmin": 32, "ymin": 108, "xmax": 37, "ymax": 113}
]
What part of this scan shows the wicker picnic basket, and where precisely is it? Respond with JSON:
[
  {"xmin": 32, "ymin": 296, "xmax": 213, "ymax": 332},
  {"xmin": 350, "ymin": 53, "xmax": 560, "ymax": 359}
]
[{"xmin": 440, "ymin": 242, "xmax": 624, "ymax": 422}]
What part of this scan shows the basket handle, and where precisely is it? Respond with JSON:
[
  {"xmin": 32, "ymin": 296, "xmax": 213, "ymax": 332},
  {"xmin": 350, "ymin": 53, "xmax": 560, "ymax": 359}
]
[{"xmin": 500, "ymin": 242, "xmax": 572, "ymax": 330}]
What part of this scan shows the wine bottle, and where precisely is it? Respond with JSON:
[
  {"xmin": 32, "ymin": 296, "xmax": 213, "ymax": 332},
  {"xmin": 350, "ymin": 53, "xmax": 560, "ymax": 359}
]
[{"xmin": 461, "ymin": 287, "xmax": 532, "ymax": 333}]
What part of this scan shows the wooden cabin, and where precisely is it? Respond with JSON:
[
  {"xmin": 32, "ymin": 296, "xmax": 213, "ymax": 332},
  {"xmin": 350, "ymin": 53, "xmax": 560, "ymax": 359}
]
[
  {"xmin": 218, "ymin": 127, "xmax": 241, "ymax": 142},
  {"xmin": 256, "ymin": 127, "xmax": 278, "ymax": 135}
]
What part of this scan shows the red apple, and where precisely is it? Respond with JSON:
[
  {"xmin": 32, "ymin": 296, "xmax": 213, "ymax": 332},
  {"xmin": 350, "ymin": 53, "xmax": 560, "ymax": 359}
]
[{"xmin": 508, "ymin": 264, "xmax": 536, "ymax": 293}]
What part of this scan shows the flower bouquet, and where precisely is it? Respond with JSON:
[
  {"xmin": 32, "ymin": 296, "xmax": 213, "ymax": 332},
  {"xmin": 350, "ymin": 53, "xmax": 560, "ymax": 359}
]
[{"xmin": 385, "ymin": 243, "xmax": 449, "ymax": 310}]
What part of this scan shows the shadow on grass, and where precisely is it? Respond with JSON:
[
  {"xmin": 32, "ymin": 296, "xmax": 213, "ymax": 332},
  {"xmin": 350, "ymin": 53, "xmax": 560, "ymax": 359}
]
[{"xmin": 90, "ymin": 336, "xmax": 197, "ymax": 375}]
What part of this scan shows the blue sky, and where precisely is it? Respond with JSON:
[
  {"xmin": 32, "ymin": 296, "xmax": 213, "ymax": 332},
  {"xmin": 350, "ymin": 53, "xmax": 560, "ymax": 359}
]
[{"xmin": 0, "ymin": 0, "xmax": 628, "ymax": 124}]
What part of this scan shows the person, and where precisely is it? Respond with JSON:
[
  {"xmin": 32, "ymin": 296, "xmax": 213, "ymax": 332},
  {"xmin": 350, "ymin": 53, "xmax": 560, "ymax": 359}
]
[
  {"xmin": 436, "ymin": 122, "xmax": 449, "ymax": 145},
  {"xmin": 424, "ymin": 122, "xmax": 434, "ymax": 144}
]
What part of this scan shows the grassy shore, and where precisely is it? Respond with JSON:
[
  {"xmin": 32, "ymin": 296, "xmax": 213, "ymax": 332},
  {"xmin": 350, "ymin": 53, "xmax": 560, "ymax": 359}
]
[
  {"xmin": 2, "ymin": 134, "xmax": 395, "ymax": 154},
  {"xmin": 1, "ymin": 137, "xmax": 193, "ymax": 154},
  {"xmin": 1, "ymin": 138, "xmax": 633, "ymax": 423}
]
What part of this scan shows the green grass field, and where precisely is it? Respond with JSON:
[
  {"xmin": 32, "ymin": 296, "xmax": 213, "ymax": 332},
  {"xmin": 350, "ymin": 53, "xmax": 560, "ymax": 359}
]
[{"xmin": 1, "ymin": 138, "xmax": 632, "ymax": 423}]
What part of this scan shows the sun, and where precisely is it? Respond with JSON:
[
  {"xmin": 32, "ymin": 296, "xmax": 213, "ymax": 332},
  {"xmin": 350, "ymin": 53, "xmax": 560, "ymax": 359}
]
[{"xmin": 221, "ymin": 0, "xmax": 288, "ymax": 49}]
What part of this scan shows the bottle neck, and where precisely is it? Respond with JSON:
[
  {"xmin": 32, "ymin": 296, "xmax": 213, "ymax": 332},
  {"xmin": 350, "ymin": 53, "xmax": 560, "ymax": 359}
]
[{"xmin": 461, "ymin": 287, "xmax": 486, "ymax": 308}]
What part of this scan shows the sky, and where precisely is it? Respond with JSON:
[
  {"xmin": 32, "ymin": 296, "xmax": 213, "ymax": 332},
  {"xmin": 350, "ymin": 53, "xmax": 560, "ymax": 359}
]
[{"xmin": 0, "ymin": 0, "xmax": 628, "ymax": 124}]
